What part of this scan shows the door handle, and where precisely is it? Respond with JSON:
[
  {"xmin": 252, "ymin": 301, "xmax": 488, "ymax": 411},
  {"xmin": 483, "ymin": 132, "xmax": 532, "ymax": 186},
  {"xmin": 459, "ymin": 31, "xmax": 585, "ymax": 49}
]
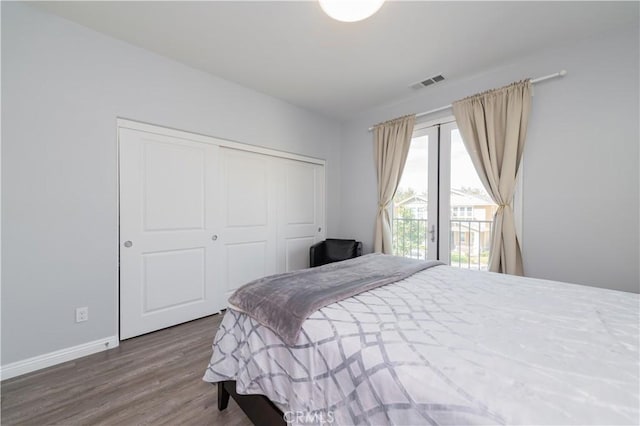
[
  {"xmin": 123, "ymin": 240, "xmax": 133, "ymax": 248},
  {"xmin": 211, "ymin": 234, "xmax": 218, "ymax": 241},
  {"xmin": 429, "ymin": 225, "xmax": 436, "ymax": 243}
]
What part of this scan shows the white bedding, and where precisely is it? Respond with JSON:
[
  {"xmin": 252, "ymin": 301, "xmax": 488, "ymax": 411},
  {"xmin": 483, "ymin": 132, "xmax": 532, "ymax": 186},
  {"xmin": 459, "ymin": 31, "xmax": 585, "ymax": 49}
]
[{"xmin": 204, "ymin": 265, "xmax": 639, "ymax": 425}]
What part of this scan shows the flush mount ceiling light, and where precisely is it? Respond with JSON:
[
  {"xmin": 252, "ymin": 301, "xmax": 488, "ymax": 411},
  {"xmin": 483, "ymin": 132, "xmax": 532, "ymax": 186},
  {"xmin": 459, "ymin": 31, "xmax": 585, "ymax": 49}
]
[{"xmin": 319, "ymin": 0, "xmax": 385, "ymax": 22}]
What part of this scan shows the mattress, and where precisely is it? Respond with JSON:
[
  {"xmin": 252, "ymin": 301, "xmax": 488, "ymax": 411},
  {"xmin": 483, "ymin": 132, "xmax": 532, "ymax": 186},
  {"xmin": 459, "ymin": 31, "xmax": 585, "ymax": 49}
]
[{"xmin": 203, "ymin": 265, "xmax": 639, "ymax": 425}]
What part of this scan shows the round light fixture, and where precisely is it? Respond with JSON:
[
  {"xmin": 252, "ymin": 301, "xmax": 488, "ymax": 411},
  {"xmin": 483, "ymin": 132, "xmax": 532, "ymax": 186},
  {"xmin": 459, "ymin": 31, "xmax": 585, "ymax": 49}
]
[{"xmin": 319, "ymin": 0, "xmax": 385, "ymax": 23}]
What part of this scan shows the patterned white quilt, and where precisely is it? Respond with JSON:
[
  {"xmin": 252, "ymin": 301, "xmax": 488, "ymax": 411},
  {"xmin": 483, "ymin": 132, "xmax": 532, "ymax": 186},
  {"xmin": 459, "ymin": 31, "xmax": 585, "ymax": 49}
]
[{"xmin": 203, "ymin": 265, "xmax": 639, "ymax": 425}]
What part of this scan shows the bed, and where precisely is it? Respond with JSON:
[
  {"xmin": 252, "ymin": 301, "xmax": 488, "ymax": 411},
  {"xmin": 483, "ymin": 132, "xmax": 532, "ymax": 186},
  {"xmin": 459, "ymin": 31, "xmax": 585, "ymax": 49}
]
[{"xmin": 203, "ymin": 254, "xmax": 639, "ymax": 425}]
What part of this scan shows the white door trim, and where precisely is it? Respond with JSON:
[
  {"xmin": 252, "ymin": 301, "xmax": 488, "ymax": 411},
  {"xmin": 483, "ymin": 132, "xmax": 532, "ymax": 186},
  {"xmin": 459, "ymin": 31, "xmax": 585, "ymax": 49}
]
[
  {"xmin": 438, "ymin": 121, "xmax": 457, "ymax": 264},
  {"xmin": 409, "ymin": 125, "xmax": 439, "ymax": 260},
  {"xmin": 116, "ymin": 118, "xmax": 326, "ymax": 166}
]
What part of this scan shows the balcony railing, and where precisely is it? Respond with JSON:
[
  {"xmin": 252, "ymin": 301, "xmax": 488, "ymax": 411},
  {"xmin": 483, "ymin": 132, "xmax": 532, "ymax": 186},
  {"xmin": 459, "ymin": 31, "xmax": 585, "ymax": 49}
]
[
  {"xmin": 392, "ymin": 217, "xmax": 429, "ymax": 260},
  {"xmin": 392, "ymin": 218, "xmax": 493, "ymax": 271},
  {"xmin": 449, "ymin": 219, "xmax": 493, "ymax": 271}
]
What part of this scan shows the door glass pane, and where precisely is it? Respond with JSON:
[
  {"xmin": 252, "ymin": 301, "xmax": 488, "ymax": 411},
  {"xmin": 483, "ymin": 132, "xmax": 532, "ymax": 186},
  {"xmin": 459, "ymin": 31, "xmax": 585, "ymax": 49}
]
[
  {"xmin": 392, "ymin": 135, "xmax": 429, "ymax": 259},
  {"xmin": 449, "ymin": 129, "xmax": 497, "ymax": 270}
]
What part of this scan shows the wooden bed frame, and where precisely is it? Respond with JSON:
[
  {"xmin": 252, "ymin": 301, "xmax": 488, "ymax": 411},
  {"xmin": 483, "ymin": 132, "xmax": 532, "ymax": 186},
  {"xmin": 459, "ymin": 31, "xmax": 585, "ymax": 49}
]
[{"xmin": 217, "ymin": 380, "xmax": 286, "ymax": 425}]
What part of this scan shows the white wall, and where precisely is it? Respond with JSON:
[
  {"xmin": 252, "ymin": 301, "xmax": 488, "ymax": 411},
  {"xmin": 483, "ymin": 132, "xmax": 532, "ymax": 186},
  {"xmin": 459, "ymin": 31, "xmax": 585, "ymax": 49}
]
[
  {"xmin": 339, "ymin": 25, "xmax": 639, "ymax": 293},
  {"xmin": 1, "ymin": 3, "xmax": 341, "ymax": 366}
]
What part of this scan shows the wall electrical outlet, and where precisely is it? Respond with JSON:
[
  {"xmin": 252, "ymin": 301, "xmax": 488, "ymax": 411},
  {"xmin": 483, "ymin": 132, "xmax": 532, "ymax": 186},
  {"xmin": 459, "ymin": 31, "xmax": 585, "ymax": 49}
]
[{"xmin": 75, "ymin": 307, "xmax": 89, "ymax": 323}]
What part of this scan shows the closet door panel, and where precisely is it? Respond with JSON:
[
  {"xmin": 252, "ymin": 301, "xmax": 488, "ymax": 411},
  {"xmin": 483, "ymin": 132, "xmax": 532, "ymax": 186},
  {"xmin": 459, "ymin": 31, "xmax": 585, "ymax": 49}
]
[
  {"xmin": 218, "ymin": 148, "xmax": 277, "ymax": 300},
  {"xmin": 278, "ymin": 160, "xmax": 325, "ymax": 272},
  {"xmin": 285, "ymin": 237, "xmax": 316, "ymax": 271},
  {"xmin": 286, "ymin": 163, "xmax": 316, "ymax": 225},
  {"xmin": 119, "ymin": 128, "xmax": 223, "ymax": 340},
  {"xmin": 142, "ymin": 141, "xmax": 205, "ymax": 231}
]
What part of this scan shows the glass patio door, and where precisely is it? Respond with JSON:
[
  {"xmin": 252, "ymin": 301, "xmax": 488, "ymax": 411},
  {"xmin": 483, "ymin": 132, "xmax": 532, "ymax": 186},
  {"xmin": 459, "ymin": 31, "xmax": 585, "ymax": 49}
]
[
  {"xmin": 439, "ymin": 122, "xmax": 497, "ymax": 270},
  {"xmin": 391, "ymin": 126, "xmax": 439, "ymax": 260},
  {"xmin": 392, "ymin": 120, "xmax": 497, "ymax": 269}
]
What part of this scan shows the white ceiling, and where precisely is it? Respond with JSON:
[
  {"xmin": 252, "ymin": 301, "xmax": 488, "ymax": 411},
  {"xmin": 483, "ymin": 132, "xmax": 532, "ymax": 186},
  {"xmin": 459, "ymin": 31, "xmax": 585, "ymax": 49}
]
[{"xmin": 35, "ymin": 1, "xmax": 638, "ymax": 120}]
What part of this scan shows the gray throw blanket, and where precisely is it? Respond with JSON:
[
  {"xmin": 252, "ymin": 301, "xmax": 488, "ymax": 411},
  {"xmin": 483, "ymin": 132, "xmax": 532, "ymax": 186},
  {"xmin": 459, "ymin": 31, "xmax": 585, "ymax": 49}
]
[{"xmin": 228, "ymin": 253, "xmax": 443, "ymax": 345}]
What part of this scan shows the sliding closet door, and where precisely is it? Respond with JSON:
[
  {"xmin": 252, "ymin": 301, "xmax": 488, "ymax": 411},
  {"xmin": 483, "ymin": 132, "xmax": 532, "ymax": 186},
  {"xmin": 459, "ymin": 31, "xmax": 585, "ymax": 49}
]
[
  {"xmin": 119, "ymin": 120, "xmax": 326, "ymax": 338},
  {"xmin": 277, "ymin": 159, "xmax": 325, "ymax": 272},
  {"xmin": 217, "ymin": 148, "xmax": 278, "ymax": 301},
  {"xmin": 119, "ymin": 128, "xmax": 224, "ymax": 339}
]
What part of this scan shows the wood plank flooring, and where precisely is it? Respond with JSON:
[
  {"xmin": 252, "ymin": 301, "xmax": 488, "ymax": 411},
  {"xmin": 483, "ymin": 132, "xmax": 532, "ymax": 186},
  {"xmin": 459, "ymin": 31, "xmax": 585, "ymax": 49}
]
[{"xmin": 1, "ymin": 314, "xmax": 253, "ymax": 426}]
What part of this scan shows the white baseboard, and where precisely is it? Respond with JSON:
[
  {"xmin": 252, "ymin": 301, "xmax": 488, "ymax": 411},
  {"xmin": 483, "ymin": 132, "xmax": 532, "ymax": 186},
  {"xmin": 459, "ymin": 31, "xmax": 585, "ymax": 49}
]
[{"xmin": 0, "ymin": 336, "xmax": 119, "ymax": 381}]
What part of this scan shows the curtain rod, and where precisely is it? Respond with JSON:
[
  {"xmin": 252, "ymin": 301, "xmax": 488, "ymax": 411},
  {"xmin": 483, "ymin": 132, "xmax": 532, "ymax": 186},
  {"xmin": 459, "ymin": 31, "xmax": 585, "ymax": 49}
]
[{"xmin": 368, "ymin": 70, "xmax": 567, "ymax": 132}]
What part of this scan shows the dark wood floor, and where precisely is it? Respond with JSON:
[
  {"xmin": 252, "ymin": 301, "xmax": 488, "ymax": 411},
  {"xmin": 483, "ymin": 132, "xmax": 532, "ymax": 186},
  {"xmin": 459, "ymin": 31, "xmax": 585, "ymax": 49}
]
[{"xmin": 1, "ymin": 314, "xmax": 253, "ymax": 426}]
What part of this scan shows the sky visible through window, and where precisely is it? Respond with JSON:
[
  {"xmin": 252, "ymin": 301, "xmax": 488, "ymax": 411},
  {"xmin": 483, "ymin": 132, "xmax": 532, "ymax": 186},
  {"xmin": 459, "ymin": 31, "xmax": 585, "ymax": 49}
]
[
  {"xmin": 398, "ymin": 135, "xmax": 429, "ymax": 195},
  {"xmin": 397, "ymin": 129, "xmax": 490, "ymax": 199}
]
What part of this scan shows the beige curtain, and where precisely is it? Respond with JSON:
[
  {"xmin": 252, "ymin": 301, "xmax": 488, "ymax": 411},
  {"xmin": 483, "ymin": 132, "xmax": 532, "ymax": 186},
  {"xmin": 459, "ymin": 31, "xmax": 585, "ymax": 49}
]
[
  {"xmin": 373, "ymin": 114, "xmax": 416, "ymax": 254},
  {"xmin": 452, "ymin": 80, "xmax": 532, "ymax": 275}
]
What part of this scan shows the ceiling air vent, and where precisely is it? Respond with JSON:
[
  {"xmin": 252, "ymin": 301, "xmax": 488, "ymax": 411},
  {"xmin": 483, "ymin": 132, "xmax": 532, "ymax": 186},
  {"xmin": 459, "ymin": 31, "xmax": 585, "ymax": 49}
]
[{"xmin": 410, "ymin": 74, "xmax": 445, "ymax": 90}]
